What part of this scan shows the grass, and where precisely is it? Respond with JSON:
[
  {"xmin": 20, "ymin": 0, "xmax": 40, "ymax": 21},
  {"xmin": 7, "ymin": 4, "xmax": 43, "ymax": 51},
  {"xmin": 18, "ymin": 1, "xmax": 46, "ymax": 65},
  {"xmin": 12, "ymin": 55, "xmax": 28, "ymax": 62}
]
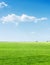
[{"xmin": 0, "ymin": 42, "xmax": 50, "ymax": 65}]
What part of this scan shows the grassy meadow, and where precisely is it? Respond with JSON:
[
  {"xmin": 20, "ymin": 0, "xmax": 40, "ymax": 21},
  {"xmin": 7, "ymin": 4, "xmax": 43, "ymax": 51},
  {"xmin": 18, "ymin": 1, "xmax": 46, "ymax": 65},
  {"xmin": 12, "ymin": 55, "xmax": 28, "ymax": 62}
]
[{"xmin": 0, "ymin": 42, "xmax": 50, "ymax": 65}]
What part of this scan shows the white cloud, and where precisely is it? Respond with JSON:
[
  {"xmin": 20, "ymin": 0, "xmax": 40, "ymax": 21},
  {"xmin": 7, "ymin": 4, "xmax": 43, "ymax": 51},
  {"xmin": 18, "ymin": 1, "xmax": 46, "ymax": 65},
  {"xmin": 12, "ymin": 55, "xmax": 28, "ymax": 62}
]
[
  {"xmin": 0, "ymin": 2, "xmax": 8, "ymax": 8},
  {"xmin": 0, "ymin": 14, "xmax": 48, "ymax": 24},
  {"xmin": 31, "ymin": 32, "xmax": 35, "ymax": 34}
]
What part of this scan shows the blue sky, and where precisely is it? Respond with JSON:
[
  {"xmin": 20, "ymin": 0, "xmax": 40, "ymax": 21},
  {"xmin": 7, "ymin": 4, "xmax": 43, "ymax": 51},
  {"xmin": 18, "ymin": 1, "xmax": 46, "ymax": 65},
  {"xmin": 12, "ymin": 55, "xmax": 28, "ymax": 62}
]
[{"xmin": 0, "ymin": 0, "xmax": 50, "ymax": 41}]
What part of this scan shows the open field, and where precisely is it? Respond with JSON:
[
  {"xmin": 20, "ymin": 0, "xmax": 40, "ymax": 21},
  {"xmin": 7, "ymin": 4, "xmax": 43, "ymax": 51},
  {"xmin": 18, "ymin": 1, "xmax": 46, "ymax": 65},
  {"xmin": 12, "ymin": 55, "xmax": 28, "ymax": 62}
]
[{"xmin": 0, "ymin": 42, "xmax": 50, "ymax": 65}]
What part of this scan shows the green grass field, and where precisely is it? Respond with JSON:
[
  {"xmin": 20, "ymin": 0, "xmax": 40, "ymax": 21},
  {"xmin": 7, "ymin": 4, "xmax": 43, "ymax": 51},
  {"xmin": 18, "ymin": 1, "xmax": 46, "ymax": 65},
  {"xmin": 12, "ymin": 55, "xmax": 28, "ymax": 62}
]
[{"xmin": 0, "ymin": 42, "xmax": 50, "ymax": 65}]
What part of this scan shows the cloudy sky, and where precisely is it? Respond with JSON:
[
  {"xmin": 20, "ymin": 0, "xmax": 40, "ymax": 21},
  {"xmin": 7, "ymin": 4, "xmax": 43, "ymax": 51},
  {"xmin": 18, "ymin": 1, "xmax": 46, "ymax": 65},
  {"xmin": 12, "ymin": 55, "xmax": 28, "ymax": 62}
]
[{"xmin": 0, "ymin": 0, "xmax": 50, "ymax": 41}]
